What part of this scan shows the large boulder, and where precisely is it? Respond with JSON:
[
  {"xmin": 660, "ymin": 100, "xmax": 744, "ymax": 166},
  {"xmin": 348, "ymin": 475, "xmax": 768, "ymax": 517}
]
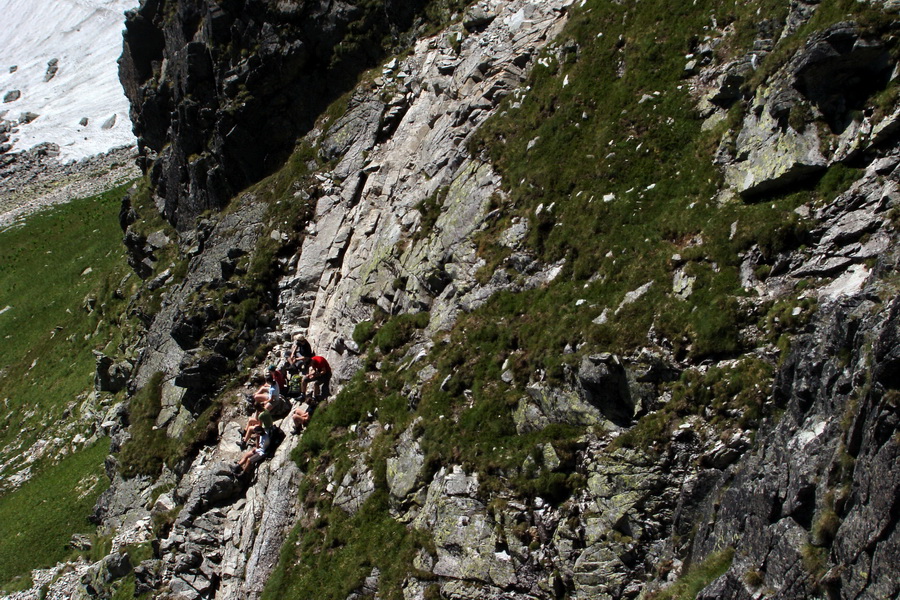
[
  {"xmin": 93, "ymin": 351, "xmax": 132, "ymax": 393},
  {"xmin": 386, "ymin": 418, "xmax": 426, "ymax": 508},
  {"xmin": 412, "ymin": 467, "xmax": 516, "ymax": 589},
  {"xmin": 724, "ymin": 22, "xmax": 894, "ymax": 198},
  {"xmin": 174, "ymin": 350, "xmax": 230, "ymax": 391},
  {"xmin": 174, "ymin": 461, "xmax": 242, "ymax": 526},
  {"xmin": 789, "ymin": 22, "xmax": 892, "ymax": 135},
  {"xmin": 577, "ymin": 353, "xmax": 635, "ymax": 426}
]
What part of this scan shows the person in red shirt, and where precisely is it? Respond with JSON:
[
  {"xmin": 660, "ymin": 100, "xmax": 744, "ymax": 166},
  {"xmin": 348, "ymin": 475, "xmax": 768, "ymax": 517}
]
[
  {"xmin": 268, "ymin": 364, "xmax": 287, "ymax": 391},
  {"xmin": 301, "ymin": 355, "xmax": 331, "ymax": 401}
]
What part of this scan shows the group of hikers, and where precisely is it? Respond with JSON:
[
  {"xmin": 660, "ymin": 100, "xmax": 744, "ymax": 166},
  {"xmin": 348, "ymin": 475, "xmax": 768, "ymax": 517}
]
[{"xmin": 233, "ymin": 334, "xmax": 332, "ymax": 476}]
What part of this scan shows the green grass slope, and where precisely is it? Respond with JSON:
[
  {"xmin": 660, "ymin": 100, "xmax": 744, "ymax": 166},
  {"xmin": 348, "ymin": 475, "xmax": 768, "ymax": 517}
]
[
  {"xmin": 0, "ymin": 440, "xmax": 109, "ymax": 591},
  {"xmin": 0, "ymin": 185, "xmax": 135, "ymax": 588}
]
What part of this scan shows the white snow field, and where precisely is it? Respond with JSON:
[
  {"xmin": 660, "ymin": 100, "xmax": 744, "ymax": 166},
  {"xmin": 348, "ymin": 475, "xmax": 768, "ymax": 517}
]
[{"xmin": 0, "ymin": 0, "xmax": 137, "ymax": 162}]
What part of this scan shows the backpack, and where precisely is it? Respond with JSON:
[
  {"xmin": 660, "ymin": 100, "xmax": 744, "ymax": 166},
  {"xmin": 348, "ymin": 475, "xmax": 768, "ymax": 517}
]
[
  {"xmin": 266, "ymin": 426, "xmax": 286, "ymax": 458},
  {"xmin": 284, "ymin": 377, "xmax": 303, "ymax": 398}
]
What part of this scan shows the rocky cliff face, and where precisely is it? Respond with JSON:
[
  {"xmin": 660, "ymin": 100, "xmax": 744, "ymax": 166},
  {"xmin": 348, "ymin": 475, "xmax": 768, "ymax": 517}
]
[
  {"xmin": 16, "ymin": 1, "xmax": 900, "ymax": 599},
  {"xmin": 120, "ymin": 0, "xmax": 433, "ymax": 230},
  {"xmin": 689, "ymin": 290, "xmax": 900, "ymax": 600}
]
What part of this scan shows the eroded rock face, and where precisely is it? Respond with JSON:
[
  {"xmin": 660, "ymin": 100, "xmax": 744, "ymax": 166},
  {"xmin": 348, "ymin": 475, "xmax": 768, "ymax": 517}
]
[
  {"xmin": 714, "ymin": 22, "xmax": 897, "ymax": 198},
  {"xmin": 126, "ymin": 196, "xmax": 267, "ymax": 429},
  {"xmin": 386, "ymin": 417, "xmax": 426, "ymax": 509},
  {"xmin": 274, "ymin": 0, "xmax": 573, "ymax": 385},
  {"xmin": 413, "ymin": 467, "xmax": 517, "ymax": 588},
  {"xmin": 685, "ymin": 292, "xmax": 900, "ymax": 600},
  {"xmin": 120, "ymin": 0, "xmax": 432, "ymax": 230},
  {"xmin": 93, "ymin": 351, "xmax": 132, "ymax": 393},
  {"xmin": 67, "ymin": 2, "xmax": 900, "ymax": 600}
]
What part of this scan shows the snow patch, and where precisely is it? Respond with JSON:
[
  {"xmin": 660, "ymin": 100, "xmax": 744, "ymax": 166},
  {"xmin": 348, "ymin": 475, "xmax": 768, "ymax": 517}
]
[{"xmin": 0, "ymin": 0, "xmax": 137, "ymax": 162}]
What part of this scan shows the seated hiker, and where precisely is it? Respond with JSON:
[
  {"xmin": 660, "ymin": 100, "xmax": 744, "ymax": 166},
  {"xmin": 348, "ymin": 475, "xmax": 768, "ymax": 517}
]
[
  {"xmin": 268, "ymin": 364, "xmax": 287, "ymax": 392},
  {"xmin": 234, "ymin": 425, "xmax": 270, "ymax": 475},
  {"xmin": 285, "ymin": 334, "xmax": 313, "ymax": 375},
  {"xmin": 301, "ymin": 355, "xmax": 332, "ymax": 401},
  {"xmin": 291, "ymin": 401, "xmax": 314, "ymax": 434},
  {"xmin": 239, "ymin": 409, "xmax": 274, "ymax": 449},
  {"xmin": 250, "ymin": 374, "xmax": 280, "ymax": 411}
]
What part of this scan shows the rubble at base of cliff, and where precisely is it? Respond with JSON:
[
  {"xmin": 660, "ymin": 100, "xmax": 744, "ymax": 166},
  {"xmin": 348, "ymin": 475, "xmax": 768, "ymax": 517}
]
[{"xmin": 0, "ymin": 144, "xmax": 139, "ymax": 230}]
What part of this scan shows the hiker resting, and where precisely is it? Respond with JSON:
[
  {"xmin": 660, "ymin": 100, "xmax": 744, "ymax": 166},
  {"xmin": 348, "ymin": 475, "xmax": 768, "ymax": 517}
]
[
  {"xmin": 301, "ymin": 355, "xmax": 332, "ymax": 401},
  {"xmin": 268, "ymin": 364, "xmax": 287, "ymax": 392},
  {"xmin": 291, "ymin": 402, "xmax": 312, "ymax": 434},
  {"xmin": 234, "ymin": 425, "xmax": 269, "ymax": 475},
  {"xmin": 251, "ymin": 373, "xmax": 280, "ymax": 412},
  {"xmin": 285, "ymin": 334, "xmax": 313, "ymax": 375},
  {"xmin": 240, "ymin": 409, "xmax": 274, "ymax": 449}
]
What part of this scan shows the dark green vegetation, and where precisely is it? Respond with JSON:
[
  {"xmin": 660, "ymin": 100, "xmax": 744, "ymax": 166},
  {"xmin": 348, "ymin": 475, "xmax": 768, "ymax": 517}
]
[
  {"xmin": 614, "ymin": 357, "xmax": 774, "ymax": 452},
  {"xmin": 468, "ymin": 0, "xmax": 873, "ymax": 366},
  {"xmin": 262, "ymin": 0, "xmax": 894, "ymax": 597},
  {"xmin": 263, "ymin": 491, "xmax": 427, "ymax": 600},
  {"xmin": 0, "ymin": 185, "xmax": 135, "ymax": 454},
  {"xmin": 0, "ymin": 186, "xmax": 136, "ymax": 587},
  {"xmin": 117, "ymin": 372, "xmax": 222, "ymax": 478}
]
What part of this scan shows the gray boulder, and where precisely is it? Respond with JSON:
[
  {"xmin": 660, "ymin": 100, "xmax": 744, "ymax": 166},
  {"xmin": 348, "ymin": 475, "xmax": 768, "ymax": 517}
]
[
  {"xmin": 103, "ymin": 552, "xmax": 133, "ymax": 582},
  {"xmin": 93, "ymin": 351, "xmax": 132, "ymax": 393},
  {"xmin": 413, "ymin": 467, "xmax": 515, "ymax": 588},
  {"xmin": 134, "ymin": 559, "xmax": 162, "ymax": 595},
  {"xmin": 175, "ymin": 462, "xmax": 241, "ymax": 525},
  {"xmin": 789, "ymin": 22, "xmax": 892, "ymax": 134},
  {"xmin": 577, "ymin": 354, "xmax": 634, "ymax": 426},
  {"xmin": 44, "ymin": 58, "xmax": 59, "ymax": 82},
  {"xmin": 386, "ymin": 418, "xmax": 426, "ymax": 507},
  {"xmin": 333, "ymin": 456, "xmax": 376, "ymax": 515}
]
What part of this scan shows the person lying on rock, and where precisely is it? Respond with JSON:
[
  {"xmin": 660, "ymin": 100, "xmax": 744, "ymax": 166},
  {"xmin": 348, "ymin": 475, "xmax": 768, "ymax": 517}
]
[
  {"xmin": 250, "ymin": 373, "xmax": 292, "ymax": 418},
  {"xmin": 234, "ymin": 425, "xmax": 269, "ymax": 475},
  {"xmin": 301, "ymin": 355, "xmax": 332, "ymax": 401},
  {"xmin": 285, "ymin": 334, "xmax": 313, "ymax": 375},
  {"xmin": 239, "ymin": 409, "xmax": 274, "ymax": 449}
]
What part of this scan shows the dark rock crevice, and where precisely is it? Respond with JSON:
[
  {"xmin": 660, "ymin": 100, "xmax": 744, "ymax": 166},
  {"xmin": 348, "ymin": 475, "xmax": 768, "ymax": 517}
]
[{"xmin": 789, "ymin": 23, "xmax": 894, "ymax": 135}]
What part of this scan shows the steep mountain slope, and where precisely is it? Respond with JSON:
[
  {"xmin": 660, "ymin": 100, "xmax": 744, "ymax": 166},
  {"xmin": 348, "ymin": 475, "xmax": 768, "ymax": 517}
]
[{"xmin": 9, "ymin": 0, "xmax": 900, "ymax": 599}]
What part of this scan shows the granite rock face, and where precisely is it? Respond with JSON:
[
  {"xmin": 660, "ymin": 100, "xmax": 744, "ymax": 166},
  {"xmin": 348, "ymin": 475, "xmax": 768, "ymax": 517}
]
[
  {"xmin": 721, "ymin": 23, "xmax": 896, "ymax": 198},
  {"xmin": 278, "ymin": 0, "xmax": 572, "ymax": 383},
  {"xmin": 686, "ymin": 292, "xmax": 900, "ymax": 600}
]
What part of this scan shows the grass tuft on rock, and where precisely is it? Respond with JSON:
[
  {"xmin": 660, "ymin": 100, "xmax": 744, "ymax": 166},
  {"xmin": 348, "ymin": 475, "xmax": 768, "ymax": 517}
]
[{"xmin": 650, "ymin": 547, "xmax": 735, "ymax": 600}]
